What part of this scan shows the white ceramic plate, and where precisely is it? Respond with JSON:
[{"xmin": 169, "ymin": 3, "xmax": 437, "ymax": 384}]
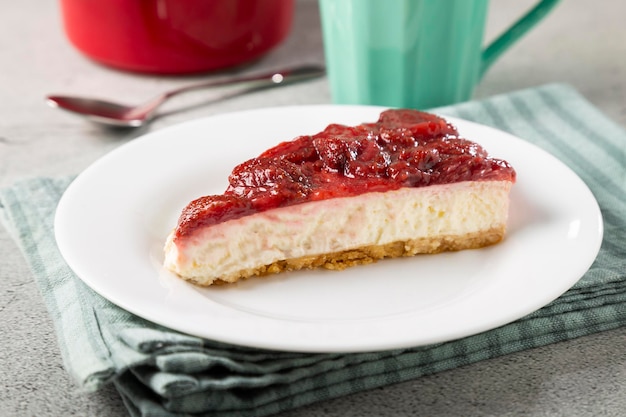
[{"xmin": 55, "ymin": 105, "xmax": 603, "ymax": 353}]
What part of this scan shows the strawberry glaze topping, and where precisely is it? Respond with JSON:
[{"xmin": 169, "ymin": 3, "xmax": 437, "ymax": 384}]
[{"xmin": 175, "ymin": 109, "xmax": 516, "ymax": 237}]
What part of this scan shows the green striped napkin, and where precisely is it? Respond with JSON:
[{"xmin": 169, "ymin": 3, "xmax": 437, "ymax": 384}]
[{"xmin": 1, "ymin": 84, "xmax": 625, "ymax": 417}]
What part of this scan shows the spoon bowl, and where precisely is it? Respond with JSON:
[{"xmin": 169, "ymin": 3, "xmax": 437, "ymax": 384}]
[
  {"xmin": 46, "ymin": 96, "xmax": 146, "ymax": 127},
  {"xmin": 46, "ymin": 65, "xmax": 325, "ymax": 127}
]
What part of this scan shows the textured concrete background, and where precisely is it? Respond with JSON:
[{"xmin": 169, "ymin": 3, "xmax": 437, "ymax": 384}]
[{"xmin": 1, "ymin": 0, "xmax": 625, "ymax": 416}]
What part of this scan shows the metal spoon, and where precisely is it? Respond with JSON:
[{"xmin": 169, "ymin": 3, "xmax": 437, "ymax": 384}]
[{"xmin": 46, "ymin": 65, "xmax": 325, "ymax": 127}]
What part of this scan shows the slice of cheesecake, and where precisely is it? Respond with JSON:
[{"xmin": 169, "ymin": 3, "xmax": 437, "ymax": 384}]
[{"xmin": 164, "ymin": 109, "xmax": 516, "ymax": 286}]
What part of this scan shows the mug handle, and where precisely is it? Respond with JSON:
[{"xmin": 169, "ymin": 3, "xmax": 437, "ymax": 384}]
[{"xmin": 480, "ymin": 0, "xmax": 561, "ymax": 78}]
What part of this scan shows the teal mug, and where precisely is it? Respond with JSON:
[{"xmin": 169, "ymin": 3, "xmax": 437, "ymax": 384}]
[{"xmin": 319, "ymin": 0, "xmax": 561, "ymax": 109}]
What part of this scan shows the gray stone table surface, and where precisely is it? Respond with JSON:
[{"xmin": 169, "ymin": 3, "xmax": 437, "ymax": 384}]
[{"xmin": 1, "ymin": 0, "xmax": 625, "ymax": 416}]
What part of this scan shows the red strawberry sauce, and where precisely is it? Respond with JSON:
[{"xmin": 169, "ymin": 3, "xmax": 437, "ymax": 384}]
[{"xmin": 175, "ymin": 109, "xmax": 516, "ymax": 237}]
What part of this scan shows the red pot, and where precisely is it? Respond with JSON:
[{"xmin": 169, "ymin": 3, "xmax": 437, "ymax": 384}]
[{"xmin": 59, "ymin": 0, "xmax": 294, "ymax": 74}]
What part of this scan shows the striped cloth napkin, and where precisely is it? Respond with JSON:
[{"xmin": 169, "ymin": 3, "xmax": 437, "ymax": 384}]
[{"xmin": 1, "ymin": 84, "xmax": 625, "ymax": 417}]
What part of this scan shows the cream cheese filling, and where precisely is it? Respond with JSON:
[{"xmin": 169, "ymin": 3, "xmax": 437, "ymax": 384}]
[{"xmin": 164, "ymin": 180, "xmax": 512, "ymax": 283}]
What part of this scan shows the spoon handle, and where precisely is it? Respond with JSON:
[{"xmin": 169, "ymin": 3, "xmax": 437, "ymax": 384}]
[{"xmin": 161, "ymin": 65, "xmax": 326, "ymax": 100}]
